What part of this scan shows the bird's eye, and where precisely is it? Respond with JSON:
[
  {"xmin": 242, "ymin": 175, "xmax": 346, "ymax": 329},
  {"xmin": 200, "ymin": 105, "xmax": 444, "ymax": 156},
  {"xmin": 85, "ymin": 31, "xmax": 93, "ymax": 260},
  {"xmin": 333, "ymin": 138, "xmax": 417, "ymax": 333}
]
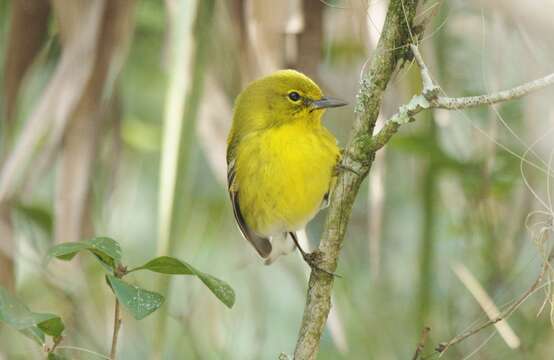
[{"xmin": 288, "ymin": 91, "xmax": 301, "ymax": 102}]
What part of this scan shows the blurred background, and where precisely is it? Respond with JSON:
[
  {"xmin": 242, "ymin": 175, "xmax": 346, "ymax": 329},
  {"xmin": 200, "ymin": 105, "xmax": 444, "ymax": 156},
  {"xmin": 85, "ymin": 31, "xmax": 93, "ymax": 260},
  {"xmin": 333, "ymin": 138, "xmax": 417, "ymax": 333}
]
[{"xmin": 1, "ymin": 0, "xmax": 554, "ymax": 359}]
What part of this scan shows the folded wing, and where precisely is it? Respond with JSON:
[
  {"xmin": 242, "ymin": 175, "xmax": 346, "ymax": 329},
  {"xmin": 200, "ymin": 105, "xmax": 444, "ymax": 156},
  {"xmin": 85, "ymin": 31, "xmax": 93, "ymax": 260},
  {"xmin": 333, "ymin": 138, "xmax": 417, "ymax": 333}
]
[{"xmin": 227, "ymin": 161, "xmax": 272, "ymax": 258}]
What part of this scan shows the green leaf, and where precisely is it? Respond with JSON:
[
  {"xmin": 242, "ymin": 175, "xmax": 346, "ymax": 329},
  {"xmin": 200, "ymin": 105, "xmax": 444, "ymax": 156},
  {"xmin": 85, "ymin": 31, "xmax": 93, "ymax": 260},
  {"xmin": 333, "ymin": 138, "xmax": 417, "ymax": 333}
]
[
  {"xmin": 106, "ymin": 275, "xmax": 164, "ymax": 320},
  {"xmin": 35, "ymin": 313, "xmax": 65, "ymax": 337},
  {"xmin": 48, "ymin": 242, "xmax": 88, "ymax": 261},
  {"xmin": 130, "ymin": 256, "xmax": 235, "ymax": 308},
  {"xmin": 194, "ymin": 270, "xmax": 235, "ymax": 309},
  {"xmin": 130, "ymin": 256, "xmax": 193, "ymax": 274},
  {"xmin": 47, "ymin": 237, "xmax": 122, "ymax": 269},
  {"xmin": 0, "ymin": 287, "xmax": 64, "ymax": 344},
  {"xmin": 86, "ymin": 237, "xmax": 122, "ymax": 267}
]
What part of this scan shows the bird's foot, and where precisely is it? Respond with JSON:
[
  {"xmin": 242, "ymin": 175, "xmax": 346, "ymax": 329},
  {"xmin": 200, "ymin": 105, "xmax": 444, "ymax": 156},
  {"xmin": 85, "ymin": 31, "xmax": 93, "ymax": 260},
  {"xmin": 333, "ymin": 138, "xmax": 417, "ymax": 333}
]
[
  {"xmin": 288, "ymin": 232, "xmax": 341, "ymax": 277},
  {"xmin": 300, "ymin": 250, "xmax": 341, "ymax": 278}
]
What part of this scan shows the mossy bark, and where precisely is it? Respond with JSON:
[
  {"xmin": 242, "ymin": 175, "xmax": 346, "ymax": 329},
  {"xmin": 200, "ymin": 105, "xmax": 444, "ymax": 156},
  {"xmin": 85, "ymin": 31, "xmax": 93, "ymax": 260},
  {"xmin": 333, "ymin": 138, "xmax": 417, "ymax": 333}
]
[{"xmin": 293, "ymin": 1, "xmax": 421, "ymax": 358}]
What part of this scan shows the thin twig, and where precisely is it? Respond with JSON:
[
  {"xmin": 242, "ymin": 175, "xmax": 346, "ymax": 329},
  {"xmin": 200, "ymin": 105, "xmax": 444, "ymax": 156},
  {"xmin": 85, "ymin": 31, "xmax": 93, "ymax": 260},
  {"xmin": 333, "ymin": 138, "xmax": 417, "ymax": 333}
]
[
  {"xmin": 452, "ymin": 263, "xmax": 520, "ymax": 349},
  {"xmin": 412, "ymin": 326, "xmax": 431, "ymax": 360},
  {"xmin": 110, "ymin": 297, "xmax": 122, "ymax": 360},
  {"xmin": 409, "ymin": 44, "xmax": 436, "ymax": 94},
  {"xmin": 110, "ymin": 265, "xmax": 127, "ymax": 360},
  {"xmin": 434, "ymin": 260, "xmax": 550, "ymax": 356},
  {"xmin": 411, "ymin": 43, "xmax": 554, "ymax": 108},
  {"xmin": 50, "ymin": 336, "xmax": 62, "ymax": 354},
  {"xmin": 434, "ymin": 73, "xmax": 554, "ymax": 110},
  {"xmin": 370, "ymin": 45, "xmax": 554, "ymax": 152}
]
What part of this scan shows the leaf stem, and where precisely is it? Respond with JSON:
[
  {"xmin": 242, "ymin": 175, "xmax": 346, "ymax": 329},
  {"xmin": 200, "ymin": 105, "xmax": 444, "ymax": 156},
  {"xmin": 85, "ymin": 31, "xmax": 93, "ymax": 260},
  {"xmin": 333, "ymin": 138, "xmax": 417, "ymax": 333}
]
[
  {"xmin": 110, "ymin": 264, "xmax": 126, "ymax": 359},
  {"xmin": 50, "ymin": 335, "xmax": 63, "ymax": 353},
  {"xmin": 110, "ymin": 297, "xmax": 122, "ymax": 360}
]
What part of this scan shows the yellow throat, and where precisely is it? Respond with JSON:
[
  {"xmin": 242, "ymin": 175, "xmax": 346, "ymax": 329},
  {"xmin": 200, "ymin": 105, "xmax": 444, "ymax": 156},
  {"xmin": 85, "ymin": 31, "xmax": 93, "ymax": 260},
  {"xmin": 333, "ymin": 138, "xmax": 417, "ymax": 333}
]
[{"xmin": 226, "ymin": 69, "xmax": 346, "ymax": 264}]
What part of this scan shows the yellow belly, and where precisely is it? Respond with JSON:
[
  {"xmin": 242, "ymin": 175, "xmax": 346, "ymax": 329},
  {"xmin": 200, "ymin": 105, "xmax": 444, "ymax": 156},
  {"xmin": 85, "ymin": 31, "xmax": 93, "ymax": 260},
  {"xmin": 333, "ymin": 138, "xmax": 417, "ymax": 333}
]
[{"xmin": 234, "ymin": 123, "xmax": 339, "ymax": 236}]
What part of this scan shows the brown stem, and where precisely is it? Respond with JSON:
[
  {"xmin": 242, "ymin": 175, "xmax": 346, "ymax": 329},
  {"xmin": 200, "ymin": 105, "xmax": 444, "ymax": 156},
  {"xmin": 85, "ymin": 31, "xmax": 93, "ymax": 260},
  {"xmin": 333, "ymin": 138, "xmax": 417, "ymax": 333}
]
[
  {"xmin": 412, "ymin": 326, "xmax": 431, "ymax": 360},
  {"xmin": 109, "ymin": 264, "xmax": 127, "ymax": 359},
  {"xmin": 49, "ymin": 335, "xmax": 63, "ymax": 354},
  {"xmin": 110, "ymin": 297, "xmax": 122, "ymax": 360}
]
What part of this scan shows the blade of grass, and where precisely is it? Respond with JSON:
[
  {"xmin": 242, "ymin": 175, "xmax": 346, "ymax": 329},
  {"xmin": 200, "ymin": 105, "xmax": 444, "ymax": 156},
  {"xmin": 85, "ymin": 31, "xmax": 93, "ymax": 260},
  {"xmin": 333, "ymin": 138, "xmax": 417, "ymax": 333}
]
[
  {"xmin": 452, "ymin": 263, "xmax": 521, "ymax": 349},
  {"xmin": 53, "ymin": 0, "xmax": 135, "ymax": 244}
]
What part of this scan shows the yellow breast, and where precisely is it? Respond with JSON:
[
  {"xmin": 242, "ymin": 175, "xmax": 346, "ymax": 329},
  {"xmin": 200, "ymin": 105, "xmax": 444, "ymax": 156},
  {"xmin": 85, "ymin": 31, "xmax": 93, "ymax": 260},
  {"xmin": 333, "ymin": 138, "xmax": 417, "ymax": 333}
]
[{"xmin": 234, "ymin": 122, "xmax": 339, "ymax": 236}]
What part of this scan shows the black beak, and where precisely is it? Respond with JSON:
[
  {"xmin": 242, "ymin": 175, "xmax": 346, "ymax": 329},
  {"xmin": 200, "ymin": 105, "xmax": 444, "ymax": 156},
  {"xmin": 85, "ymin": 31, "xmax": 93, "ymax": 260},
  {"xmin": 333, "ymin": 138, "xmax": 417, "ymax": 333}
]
[{"xmin": 311, "ymin": 96, "xmax": 348, "ymax": 110}]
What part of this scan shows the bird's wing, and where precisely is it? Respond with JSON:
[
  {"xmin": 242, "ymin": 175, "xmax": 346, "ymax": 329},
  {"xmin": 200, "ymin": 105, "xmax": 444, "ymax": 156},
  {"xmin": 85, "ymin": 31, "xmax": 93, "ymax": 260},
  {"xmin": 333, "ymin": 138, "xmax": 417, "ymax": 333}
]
[{"xmin": 227, "ymin": 160, "xmax": 272, "ymax": 258}]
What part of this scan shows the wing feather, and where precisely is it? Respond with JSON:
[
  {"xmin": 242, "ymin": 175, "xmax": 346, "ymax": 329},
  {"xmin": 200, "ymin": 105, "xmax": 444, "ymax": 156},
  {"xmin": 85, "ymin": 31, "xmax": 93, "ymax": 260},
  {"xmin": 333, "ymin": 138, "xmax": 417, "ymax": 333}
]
[{"xmin": 227, "ymin": 161, "xmax": 272, "ymax": 258}]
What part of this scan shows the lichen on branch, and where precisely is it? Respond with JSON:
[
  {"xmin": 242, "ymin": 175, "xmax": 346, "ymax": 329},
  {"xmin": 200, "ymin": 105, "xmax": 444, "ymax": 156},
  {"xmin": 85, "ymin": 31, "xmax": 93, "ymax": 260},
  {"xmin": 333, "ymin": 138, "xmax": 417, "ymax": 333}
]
[{"xmin": 292, "ymin": 1, "xmax": 422, "ymax": 359}]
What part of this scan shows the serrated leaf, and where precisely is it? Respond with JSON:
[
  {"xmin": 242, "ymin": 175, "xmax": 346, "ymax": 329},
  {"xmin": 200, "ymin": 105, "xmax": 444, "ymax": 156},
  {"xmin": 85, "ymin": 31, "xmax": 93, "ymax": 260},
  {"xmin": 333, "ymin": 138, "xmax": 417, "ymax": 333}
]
[
  {"xmin": 0, "ymin": 287, "xmax": 64, "ymax": 345},
  {"xmin": 47, "ymin": 237, "xmax": 122, "ymax": 269},
  {"xmin": 130, "ymin": 256, "xmax": 235, "ymax": 308},
  {"xmin": 106, "ymin": 275, "xmax": 164, "ymax": 320}
]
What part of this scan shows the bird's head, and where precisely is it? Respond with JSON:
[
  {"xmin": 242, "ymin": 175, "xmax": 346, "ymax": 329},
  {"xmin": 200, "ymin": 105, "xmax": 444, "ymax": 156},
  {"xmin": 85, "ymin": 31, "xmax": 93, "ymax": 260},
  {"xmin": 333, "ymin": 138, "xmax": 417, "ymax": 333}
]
[{"xmin": 232, "ymin": 69, "xmax": 347, "ymax": 131}]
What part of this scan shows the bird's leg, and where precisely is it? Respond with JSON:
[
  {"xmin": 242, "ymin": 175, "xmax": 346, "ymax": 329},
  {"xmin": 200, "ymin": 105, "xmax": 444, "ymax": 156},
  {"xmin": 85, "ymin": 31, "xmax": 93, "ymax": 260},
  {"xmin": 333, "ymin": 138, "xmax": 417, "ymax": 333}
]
[{"xmin": 288, "ymin": 232, "xmax": 339, "ymax": 277}]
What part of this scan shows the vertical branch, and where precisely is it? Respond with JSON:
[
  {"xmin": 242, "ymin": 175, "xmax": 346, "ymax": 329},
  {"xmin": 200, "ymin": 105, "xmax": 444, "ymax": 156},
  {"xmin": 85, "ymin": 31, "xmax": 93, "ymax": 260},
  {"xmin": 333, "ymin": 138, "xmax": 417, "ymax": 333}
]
[{"xmin": 293, "ymin": 1, "xmax": 421, "ymax": 359}]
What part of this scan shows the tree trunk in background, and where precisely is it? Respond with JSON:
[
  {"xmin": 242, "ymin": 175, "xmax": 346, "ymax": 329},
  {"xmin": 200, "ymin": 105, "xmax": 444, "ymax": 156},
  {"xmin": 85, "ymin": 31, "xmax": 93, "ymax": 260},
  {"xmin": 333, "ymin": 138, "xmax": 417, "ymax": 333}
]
[
  {"xmin": 0, "ymin": 0, "xmax": 50, "ymax": 291},
  {"xmin": 2, "ymin": 0, "xmax": 50, "ymax": 130},
  {"xmin": 0, "ymin": 0, "xmax": 104, "ymax": 211},
  {"xmin": 296, "ymin": 0, "xmax": 324, "ymax": 80},
  {"xmin": 230, "ymin": 0, "xmax": 254, "ymax": 84},
  {"xmin": 54, "ymin": 0, "xmax": 135, "ymax": 243},
  {"xmin": 0, "ymin": 206, "xmax": 14, "ymax": 291}
]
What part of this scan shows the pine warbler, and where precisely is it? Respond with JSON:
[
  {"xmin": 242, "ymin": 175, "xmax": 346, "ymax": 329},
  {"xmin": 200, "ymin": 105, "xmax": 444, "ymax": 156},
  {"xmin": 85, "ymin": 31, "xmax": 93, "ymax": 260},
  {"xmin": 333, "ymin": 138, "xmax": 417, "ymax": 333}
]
[{"xmin": 227, "ymin": 70, "xmax": 347, "ymax": 268}]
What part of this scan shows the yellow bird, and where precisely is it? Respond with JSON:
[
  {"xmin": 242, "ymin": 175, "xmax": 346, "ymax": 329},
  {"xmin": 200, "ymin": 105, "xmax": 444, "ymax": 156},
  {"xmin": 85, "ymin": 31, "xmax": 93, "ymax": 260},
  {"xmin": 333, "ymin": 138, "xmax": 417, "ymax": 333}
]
[{"xmin": 227, "ymin": 70, "xmax": 347, "ymax": 267}]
